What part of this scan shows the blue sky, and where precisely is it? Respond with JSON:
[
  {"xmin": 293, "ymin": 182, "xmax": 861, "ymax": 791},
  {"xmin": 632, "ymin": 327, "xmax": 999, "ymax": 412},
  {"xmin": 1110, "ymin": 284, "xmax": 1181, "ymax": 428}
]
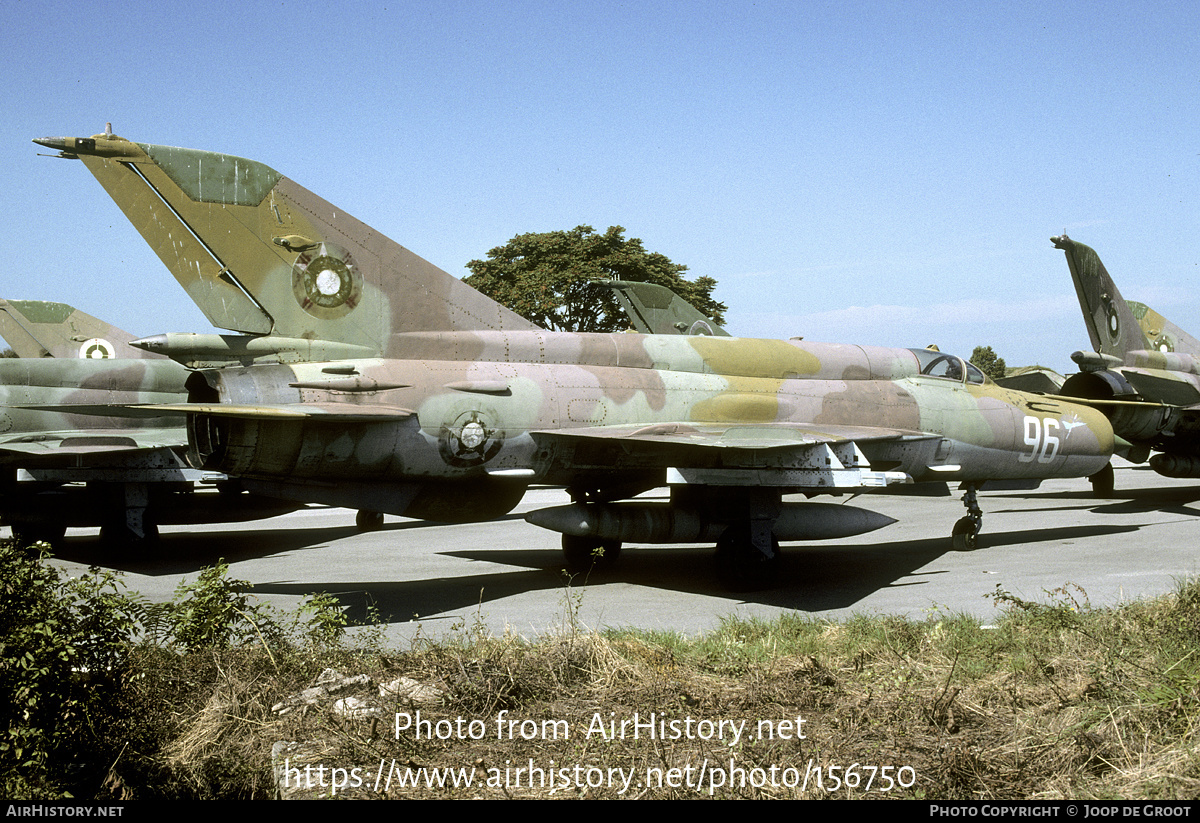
[{"xmin": 4, "ymin": 0, "xmax": 1198, "ymax": 372}]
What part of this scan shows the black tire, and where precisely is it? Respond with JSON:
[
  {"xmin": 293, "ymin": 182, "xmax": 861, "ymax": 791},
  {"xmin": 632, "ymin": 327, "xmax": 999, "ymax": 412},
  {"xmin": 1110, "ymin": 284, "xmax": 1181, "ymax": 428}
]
[
  {"xmin": 99, "ymin": 520, "xmax": 160, "ymax": 556},
  {"xmin": 951, "ymin": 517, "xmax": 979, "ymax": 551},
  {"xmin": 10, "ymin": 522, "xmax": 66, "ymax": 549},
  {"xmin": 1089, "ymin": 463, "xmax": 1115, "ymax": 498},
  {"xmin": 216, "ymin": 480, "xmax": 243, "ymax": 496},
  {"xmin": 356, "ymin": 510, "xmax": 385, "ymax": 531},
  {"xmin": 714, "ymin": 523, "xmax": 781, "ymax": 591}
]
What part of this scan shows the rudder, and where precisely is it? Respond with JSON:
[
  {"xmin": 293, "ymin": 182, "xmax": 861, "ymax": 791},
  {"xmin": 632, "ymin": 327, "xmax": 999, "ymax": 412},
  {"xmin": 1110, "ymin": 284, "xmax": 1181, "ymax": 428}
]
[{"xmin": 1052, "ymin": 234, "xmax": 1150, "ymax": 358}]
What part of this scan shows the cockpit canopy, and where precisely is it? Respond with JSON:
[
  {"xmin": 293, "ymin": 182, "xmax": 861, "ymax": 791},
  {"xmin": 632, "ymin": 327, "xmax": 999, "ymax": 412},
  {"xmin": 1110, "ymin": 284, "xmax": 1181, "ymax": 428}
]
[{"xmin": 908, "ymin": 348, "xmax": 987, "ymax": 385}]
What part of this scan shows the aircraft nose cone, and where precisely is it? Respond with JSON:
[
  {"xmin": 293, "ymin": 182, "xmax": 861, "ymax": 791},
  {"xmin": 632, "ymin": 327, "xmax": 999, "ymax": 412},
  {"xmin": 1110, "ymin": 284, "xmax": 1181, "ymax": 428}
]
[{"xmin": 33, "ymin": 137, "xmax": 73, "ymax": 151}]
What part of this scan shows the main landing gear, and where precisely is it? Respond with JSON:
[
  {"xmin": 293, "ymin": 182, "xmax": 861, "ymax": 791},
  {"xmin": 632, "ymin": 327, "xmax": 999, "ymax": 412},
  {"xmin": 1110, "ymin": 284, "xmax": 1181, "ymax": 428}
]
[
  {"xmin": 97, "ymin": 482, "xmax": 159, "ymax": 555},
  {"xmin": 559, "ymin": 525, "xmax": 779, "ymax": 590},
  {"xmin": 713, "ymin": 520, "xmax": 781, "ymax": 592},
  {"xmin": 952, "ymin": 484, "xmax": 982, "ymax": 551},
  {"xmin": 558, "ymin": 487, "xmax": 624, "ymax": 575},
  {"xmin": 356, "ymin": 510, "xmax": 385, "ymax": 531},
  {"xmin": 9, "ymin": 522, "xmax": 67, "ymax": 549},
  {"xmin": 1089, "ymin": 463, "xmax": 1115, "ymax": 498},
  {"xmin": 554, "ymin": 486, "xmax": 783, "ymax": 591}
]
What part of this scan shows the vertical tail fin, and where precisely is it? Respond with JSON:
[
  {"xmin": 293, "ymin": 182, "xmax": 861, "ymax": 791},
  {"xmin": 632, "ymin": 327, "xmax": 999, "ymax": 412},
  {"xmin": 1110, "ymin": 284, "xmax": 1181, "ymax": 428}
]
[
  {"xmin": 35, "ymin": 133, "xmax": 539, "ymax": 357},
  {"xmin": 0, "ymin": 298, "xmax": 155, "ymax": 359},
  {"xmin": 1052, "ymin": 234, "xmax": 1150, "ymax": 359},
  {"xmin": 597, "ymin": 280, "xmax": 731, "ymax": 336}
]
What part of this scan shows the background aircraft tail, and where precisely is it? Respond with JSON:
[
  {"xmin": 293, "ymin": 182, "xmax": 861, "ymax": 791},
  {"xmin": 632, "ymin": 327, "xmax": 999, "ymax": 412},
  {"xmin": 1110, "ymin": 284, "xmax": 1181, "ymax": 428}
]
[
  {"xmin": 36, "ymin": 132, "xmax": 538, "ymax": 357},
  {"xmin": 598, "ymin": 280, "xmax": 731, "ymax": 336},
  {"xmin": 0, "ymin": 298, "xmax": 156, "ymax": 359},
  {"xmin": 1052, "ymin": 234, "xmax": 1150, "ymax": 359}
]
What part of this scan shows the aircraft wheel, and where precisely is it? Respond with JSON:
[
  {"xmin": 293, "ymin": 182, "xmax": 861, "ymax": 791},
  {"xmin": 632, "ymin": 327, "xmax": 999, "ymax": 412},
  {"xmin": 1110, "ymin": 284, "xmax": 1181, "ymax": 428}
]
[
  {"xmin": 951, "ymin": 517, "xmax": 979, "ymax": 551},
  {"xmin": 714, "ymin": 523, "xmax": 781, "ymax": 592},
  {"xmin": 1089, "ymin": 463, "xmax": 1115, "ymax": 498},
  {"xmin": 216, "ymin": 480, "xmax": 243, "ymax": 496},
  {"xmin": 99, "ymin": 521, "xmax": 160, "ymax": 554},
  {"xmin": 356, "ymin": 510, "xmax": 385, "ymax": 531},
  {"xmin": 561, "ymin": 535, "xmax": 622, "ymax": 573},
  {"xmin": 10, "ymin": 522, "xmax": 66, "ymax": 549}
]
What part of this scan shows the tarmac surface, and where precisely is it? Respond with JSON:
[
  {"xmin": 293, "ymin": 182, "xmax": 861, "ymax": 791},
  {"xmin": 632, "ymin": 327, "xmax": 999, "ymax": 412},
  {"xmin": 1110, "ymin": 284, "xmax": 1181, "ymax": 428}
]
[{"xmin": 12, "ymin": 460, "xmax": 1200, "ymax": 643}]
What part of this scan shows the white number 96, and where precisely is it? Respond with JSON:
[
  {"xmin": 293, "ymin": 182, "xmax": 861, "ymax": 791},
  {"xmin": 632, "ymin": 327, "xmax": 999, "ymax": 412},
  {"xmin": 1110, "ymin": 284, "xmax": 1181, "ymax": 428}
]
[{"xmin": 1019, "ymin": 415, "xmax": 1060, "ymax": 463}]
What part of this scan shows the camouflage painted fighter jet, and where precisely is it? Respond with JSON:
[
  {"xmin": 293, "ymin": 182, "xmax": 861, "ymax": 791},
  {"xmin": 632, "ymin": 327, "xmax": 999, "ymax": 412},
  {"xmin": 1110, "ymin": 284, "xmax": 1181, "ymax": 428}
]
[
  {"xmin": 1053, "ymin": 235, "xmax": 1200, "ymax": 490},
  {"xmin": 33, "ymin": 131, "xmax": 1114, "ymax": 588},
  {"xmin": 0, "ymin": 337, "xmax": 191, "ymax": 545},
  {"xmin": 0, "ymin": 299, "xmax": 294, "ymax": 545}
]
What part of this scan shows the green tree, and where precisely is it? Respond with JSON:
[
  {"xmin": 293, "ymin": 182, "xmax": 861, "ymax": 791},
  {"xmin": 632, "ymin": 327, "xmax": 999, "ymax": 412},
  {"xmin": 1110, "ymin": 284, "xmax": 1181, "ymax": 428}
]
[
  {"xmin": 970, "ymin": 345, "xmax": 1007, "ymax": 381},
  {"xmin": 464, "ymin": 225, "xmax": 726, "ymax": 333},
  {"xmin": 1, "ymin": 348, "xmax": 15, "ymax": 358}
]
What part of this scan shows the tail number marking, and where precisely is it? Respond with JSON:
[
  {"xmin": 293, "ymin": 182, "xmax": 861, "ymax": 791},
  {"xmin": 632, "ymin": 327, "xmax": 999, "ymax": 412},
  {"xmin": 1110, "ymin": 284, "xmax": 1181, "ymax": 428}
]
[{"xmin": 1020, "ymin": 416, "xmax": 1060, "ymax": 463}]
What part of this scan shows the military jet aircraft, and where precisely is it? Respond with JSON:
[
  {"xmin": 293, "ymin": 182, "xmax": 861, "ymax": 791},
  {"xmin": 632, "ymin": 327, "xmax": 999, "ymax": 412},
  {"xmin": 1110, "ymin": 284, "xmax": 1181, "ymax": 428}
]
[
  {"xmin": 1053, "ymin": 235, "xmax": 1200, "ymax": 489},
  {"xmin": 0, "ymin": 298, "xmax": 160, "ymax": 360},
  {"xmin": 33, "ymin": 131, "xmax": 1113, "ymax": 588},
  {"xmin": 0, "ymin": 299, "xmax": 294, "ymax": 546},
  {"xmin": 0, "ymin": 350, "xmax": 187, "ymax": 545}
]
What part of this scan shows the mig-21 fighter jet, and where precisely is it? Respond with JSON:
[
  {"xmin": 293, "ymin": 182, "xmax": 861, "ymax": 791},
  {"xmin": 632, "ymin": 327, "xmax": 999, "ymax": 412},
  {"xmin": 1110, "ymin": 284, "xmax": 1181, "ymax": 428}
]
[
  {"xmin": 1054, "ymin": 235, "xmax": 1200, "ymax": 491},
  {"xmin": 33, "ymin": 131, "xmax": 1113, "ymax": 588},
  {"xmin": 0, "ymin": 298, "xmax": 294, "ymax": 546}
]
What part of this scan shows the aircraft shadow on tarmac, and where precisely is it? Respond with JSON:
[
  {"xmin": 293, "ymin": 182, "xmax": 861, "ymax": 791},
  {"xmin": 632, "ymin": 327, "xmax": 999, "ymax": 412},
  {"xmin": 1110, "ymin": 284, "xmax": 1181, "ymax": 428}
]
[
  {"xmin": 989, "ymin": 481, "xmax": 1200, "ymax": 515},
  {"xmin": 48, "ymin": 524, "xmax": 367, "ymax": 575},
  {"xmin": 1087, "ymin": 485, "xmax": 1200, "ymax": 517},
  {"xmin": 41, "ymin": 509, "xmax": 1141, "ymax": 626},
  {"xmin": 247, "ymin": 522, "xmax": 1139, "ymax": 624},
  {"xmin": 45, "ymin": 512, "xmax": 531, "ymax": 575}
]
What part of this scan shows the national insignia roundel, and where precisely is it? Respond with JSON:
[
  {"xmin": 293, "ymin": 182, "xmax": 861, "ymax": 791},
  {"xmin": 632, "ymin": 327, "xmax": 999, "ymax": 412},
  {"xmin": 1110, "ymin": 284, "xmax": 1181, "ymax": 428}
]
[
  {"xmin": 1101, "ymin": 294, "xmax": 1121, "ymax": 342},
  {"xmin": 79, "ymin": 338, "xmax": 115, "ymax": 359},
  {"xmin": 438, "ymin": 410, "xmax": 504, "ymax": 467},
  {"xmin": 291, "ymin": 242, "xmax": 364, "ymax": 319}
]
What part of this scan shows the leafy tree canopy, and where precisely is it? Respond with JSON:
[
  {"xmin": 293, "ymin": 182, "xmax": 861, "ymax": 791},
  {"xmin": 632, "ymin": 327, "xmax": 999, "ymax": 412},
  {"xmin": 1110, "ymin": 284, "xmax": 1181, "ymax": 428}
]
[
  {"xmin": 0, "ymin": 348, "xmax": 15, "ymax": 359},
  {"xmin": 970, "ymin": 345, "xmax": 1007, "ymax": 381},
  {"xmin": 464, "ymin": 225, "xmax": 726, "ymax": 333}
]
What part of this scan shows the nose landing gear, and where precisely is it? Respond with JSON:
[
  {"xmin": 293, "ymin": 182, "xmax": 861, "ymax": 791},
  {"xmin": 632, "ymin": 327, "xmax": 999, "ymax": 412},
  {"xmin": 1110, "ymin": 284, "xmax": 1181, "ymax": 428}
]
[{"xmin": 952, "ymin": 484, "xmax": 982, "ymax": 551}]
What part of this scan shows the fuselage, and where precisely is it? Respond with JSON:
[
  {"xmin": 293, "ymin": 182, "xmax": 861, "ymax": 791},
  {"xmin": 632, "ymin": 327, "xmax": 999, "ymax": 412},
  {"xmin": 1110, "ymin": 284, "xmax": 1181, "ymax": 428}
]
[
  {"xmin": 0, "ymin": 357, "xmax": 187, "ymax": 438},
  {"xmin": 189, "ymin": 331, "xmax": 1113, "ymax": 492}
]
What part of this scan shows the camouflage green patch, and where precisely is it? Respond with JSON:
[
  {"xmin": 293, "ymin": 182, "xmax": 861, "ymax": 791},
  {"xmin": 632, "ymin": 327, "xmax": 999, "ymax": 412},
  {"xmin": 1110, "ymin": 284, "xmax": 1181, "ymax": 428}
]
[
  {"xmin": 137, "ymin": 144, "xmax": 282, "ymax": 206},
  {"xmin": 6, "ymin": 300, "xmax": 75, "ymax": 324}
]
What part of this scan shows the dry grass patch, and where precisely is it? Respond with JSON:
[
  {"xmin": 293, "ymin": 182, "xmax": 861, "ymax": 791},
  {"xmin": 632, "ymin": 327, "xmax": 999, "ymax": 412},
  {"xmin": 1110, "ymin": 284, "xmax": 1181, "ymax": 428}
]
[{"xmin": 4, "ymin": 538, "xmax": 1198, "ymax": 799}]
